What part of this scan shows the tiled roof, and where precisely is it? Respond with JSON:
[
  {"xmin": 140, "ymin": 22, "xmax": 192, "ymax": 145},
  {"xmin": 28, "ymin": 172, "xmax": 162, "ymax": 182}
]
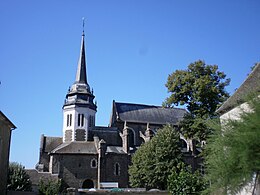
[
  {"xmin": 50, "ymin": 141, "xmax": 97, "ymax": 154},
  {"xmin": 114, "ymin": 102, "xmax": 187, "ymax": 125},
  {"xmin": 217, "ymin": 63, "xmax": 260, "ymax": 114}
]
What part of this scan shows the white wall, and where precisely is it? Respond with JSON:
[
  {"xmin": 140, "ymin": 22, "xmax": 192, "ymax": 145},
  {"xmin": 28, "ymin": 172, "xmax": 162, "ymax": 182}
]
[{"xmin": 62, "ymin": 105, "xmax": 96, "ymax": 142}]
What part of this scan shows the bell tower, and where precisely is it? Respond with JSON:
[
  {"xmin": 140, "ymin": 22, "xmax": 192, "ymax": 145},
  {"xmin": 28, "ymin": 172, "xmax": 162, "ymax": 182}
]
[{"xmin": 62, "ymin": 29, "xmax": 97, "ymax": 142}]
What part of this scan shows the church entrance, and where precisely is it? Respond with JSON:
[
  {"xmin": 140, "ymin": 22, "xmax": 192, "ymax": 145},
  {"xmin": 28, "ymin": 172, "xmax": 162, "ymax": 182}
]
[{"xmin": 82, "ymin": 179, "xmax": 94, "ymax": 189}]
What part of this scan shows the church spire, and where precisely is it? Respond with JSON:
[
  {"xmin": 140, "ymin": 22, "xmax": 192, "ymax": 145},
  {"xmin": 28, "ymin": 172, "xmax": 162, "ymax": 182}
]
[
  {"xmin": 75, "ymin": 21, "xmax": 88, "ymax": 85},
  {"xmin": 62, "ymin": 22, "xmax": 97, "ymax": 142}
]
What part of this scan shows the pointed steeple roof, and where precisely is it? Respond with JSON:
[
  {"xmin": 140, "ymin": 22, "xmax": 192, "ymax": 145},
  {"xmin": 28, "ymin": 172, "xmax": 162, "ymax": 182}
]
[
  {"xmin": 75, "ymin": 32, "xmax": 88, "ymax": 85},
  {"xmin": 63, "ymin": 30, "xmax": 97, "ymax": 111}
]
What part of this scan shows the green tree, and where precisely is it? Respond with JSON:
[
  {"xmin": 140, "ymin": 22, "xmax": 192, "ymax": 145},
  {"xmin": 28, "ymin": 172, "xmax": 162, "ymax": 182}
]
[
  {"xmin": 129, "ymin": 124, "xmax": 182, "ymax": 190},
  {"xmin": 7, "ymin": 162, "xmax": 32, "ymax": 191},
  {"xmin": 168, "ymin": 162, "xmax": 207, "ymax": 195},
  {"xmin": 205, "ymin": 98, "xmax": 260, "ymax": 194},
  {"xmin": 38, "ymin": 179, "xmax": 62, "ymax": 195},
  {"xmin": 164, "ymin": 60, "xmax": 230, "ymax": 140},
  {"xmin": 179, "ymin": 113, "xmax": 212, "ymax": 141},
  {"xmin": 164, "ymin": 60, "xmax": 230, "ymax": 118}
]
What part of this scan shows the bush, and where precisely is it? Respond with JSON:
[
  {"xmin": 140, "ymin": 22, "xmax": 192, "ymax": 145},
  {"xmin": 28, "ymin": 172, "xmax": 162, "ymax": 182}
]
[
  {"xmin": 168, "ymin": 162, "xmax": 207, "ymax": 195},
  {"xmin": 38, "ymin": 178, "xmax": 66, "ymax": 195},
  {"xmin": 7, "ymin": 162, "xmax": 32, "ymax": 191}
]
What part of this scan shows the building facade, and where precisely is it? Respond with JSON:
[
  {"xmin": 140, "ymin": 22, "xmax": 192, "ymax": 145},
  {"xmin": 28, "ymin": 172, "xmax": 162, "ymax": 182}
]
[
  {"xmin": 217, "ymin": 63, "xmax": 260, "ymax": 195},
  {"xmin": 32, "ymin": 31, "xmax": 200, "ymax": 190},
  {"xmin": 0, "ymin": 111, "xmax": 16, "ymax": 195}
]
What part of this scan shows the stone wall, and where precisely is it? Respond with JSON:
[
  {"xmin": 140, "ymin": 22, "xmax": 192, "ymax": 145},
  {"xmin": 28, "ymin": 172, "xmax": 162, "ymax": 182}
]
[
  {"xmin": 26, "ymin": 169, "xmax": 59, "ymax": 192},
  {"xmin": 58, "ymin": 154, "xmax": 99, "ymax": 189},
  {"xmin": 102, "ymin": 153, "xmax": 130, "ymax": 188},
  {"xmin": 0, "ymin": 117, "xmax": 12, "ymax": 195}
]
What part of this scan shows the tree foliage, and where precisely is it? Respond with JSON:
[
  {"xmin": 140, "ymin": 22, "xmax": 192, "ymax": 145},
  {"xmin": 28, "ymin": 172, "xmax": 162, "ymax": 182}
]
[
  {"xmin": 129, "ymin": 125, "xmax": 208, "ymax": 193},
  {"xmin": 129, "ymin": 124, "xmax": 182, "ymax": 190},
  {"xmin": 164, "ymin": 60, "xmax": 230, "ymax": 118},
  {"xmin": 179, "ymin": 113, "xmax": 212, "ymax": 140},
  {"xmin": 7, "ymin": 162, "xmax": 32, "ymax": 191},
  {"xmin": 205, "ymin": 98, "xmax": 260, "ymax": 194},
  {"xmin": 164, "ymin": 60, "xmax": 230, "ymax": 140},
  {"xmin": 38, "ymin": 179, "xmax": 63, "ymax": 195},
  {"xmin": 168, "ymin": 162, "xmax": 207, "ymax": 195}
]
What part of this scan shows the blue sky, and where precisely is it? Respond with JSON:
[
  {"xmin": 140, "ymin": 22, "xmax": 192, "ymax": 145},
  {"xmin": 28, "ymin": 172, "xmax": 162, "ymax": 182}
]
[{"xmin": 1, "ymin": 0, "xmax": 259, "ymax": 168}]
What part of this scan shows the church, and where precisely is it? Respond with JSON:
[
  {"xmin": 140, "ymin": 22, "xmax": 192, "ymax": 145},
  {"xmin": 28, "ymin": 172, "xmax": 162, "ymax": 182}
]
[{"xmin": 30, "ymin": 30, "xmax": 199, "ymax": 190}]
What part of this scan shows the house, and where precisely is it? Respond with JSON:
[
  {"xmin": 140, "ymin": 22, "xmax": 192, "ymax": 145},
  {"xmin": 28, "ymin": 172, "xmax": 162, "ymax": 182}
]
[
  {"xmin": 0, "ymin": 111, "xmax": 16, "ymax": 195},
  {"xmin": 217, "ymin": 63, "xmax": 260, "ymax": 120},
  {"xmin": 217, "ymin": 63, "xmax": 260, "ymax": 195}
]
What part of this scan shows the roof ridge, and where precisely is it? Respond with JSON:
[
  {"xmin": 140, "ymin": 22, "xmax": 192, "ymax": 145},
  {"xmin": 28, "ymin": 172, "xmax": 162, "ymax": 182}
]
[
  {"xmin": 114, "ymin": 101, "xmax": 186, "ymax": 110},
  {"xmin": 217, "ymin": 63, "xmax": 260, "ymax": 114},
  {"xmin": 115, "ymin": 101, "xmax": 158, "ymax": 107}
]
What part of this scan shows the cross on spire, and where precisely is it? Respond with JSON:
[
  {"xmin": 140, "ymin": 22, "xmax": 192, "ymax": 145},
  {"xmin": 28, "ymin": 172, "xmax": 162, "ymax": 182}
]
[{"xmin": 82, "ymin": 17, "xmax": 85, "ymax": 35}]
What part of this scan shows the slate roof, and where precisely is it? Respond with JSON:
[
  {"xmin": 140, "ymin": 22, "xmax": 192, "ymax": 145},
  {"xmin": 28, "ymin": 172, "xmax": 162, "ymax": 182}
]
[
  {"xmin": 75, "ymin": 32, "xmax": 88, "ymax": 85},
  {"xmin": 112, "ymin": 101, "xmax": 187, "ymax": 125},
  {"xmin": 89, "ymin": 126, "xmax": 121, "ymax": 146},
  {"xmin": 92, "ymin": 126, "xmax": 118, "ymax": 132},
  {"xmin": 50, "ymin": 141, "xmax": 98, "ymax": 154},
  {"xmin": 217, "ymin": 63, "xmax": 260, "ymax": 115},
  {"xmin": 106, "ymin": 146, "xmax": 126, "ymax": 154},
  {"xmin": 42, "ymin": 136, "xmax": 63, "ymax": 153}
]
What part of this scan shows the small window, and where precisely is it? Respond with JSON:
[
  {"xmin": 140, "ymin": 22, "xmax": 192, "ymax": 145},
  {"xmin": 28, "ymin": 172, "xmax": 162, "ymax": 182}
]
[
  {"xmin": 67, "ymin": 114, "xmax": 69, "ymax": 127},
  {"xmin": 78, "ymin": 114, "xmax": 81, "ymax": 126},
  {"xmin": 91, "ymin": 159, "xmax": 97, "ymax": 168},
  {"xmin": 78, "ymin": 114, "xmax": 84, "ymax": 127},
  {"xmin": 81, "ymin": 114, "xmax": 84, "ymax": 126},
  {"xmin": 67, "ymin": 114, "xmax": 72, "ymax": 127},
  {"xmin": 69, "ymin": 114, "xmax": 72, "ymax": 126},
  {"xmin": 114, "ymin": 163, "xmax": 120, "ymax": 176}
]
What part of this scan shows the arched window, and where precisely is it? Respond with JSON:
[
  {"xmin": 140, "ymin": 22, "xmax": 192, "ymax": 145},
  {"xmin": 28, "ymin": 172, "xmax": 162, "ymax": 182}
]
[
  {"xmin": 114, "ymin": 163, "xmax": 120, "ymax": 176},
  {"xmin": 128, "ymin": 129, "xmax": 135, "ymax": 147},
  {"xmin": 91, "ymin": 158, "xmax": 97, "ymax": 168}
]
